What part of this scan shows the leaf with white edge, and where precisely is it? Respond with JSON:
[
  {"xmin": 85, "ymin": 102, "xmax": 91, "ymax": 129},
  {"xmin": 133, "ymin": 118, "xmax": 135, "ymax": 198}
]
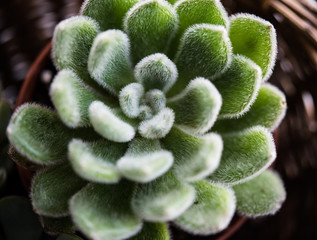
[
  {"xmin": 0, "ymin": 100, "xmax": 11, "ymax": 144},
  {"xmin": 174, "ymin": 181, "xmax": 235, "ymax": 235},
  {"xmin": 81, "ymin": 0, "xmax": 138, "ymax": 31},
  {"xmin": 88, "ymin": 30, "xmax": 134, "ymax": 95},
  {"xmin": 68, "ymin": 139, "xmax": 127, "ymax": 184},
  {"xmin": 132, "ymin": 171, "xmax": 195, "ymax": 221},
  {"xmin": 162, "ymin": 127, "xmax": 222, "ymax": 182},
  {"xmin": 124, "ymin": 0, "xmax": 178, "ymax": 64},
  {"xmin": 119, "ymin": 83, "xmax": 144, "ymax": 118},
  {"xmin": 229, "ymin": 14, "xmax": 277, "ymax": 81},
  {"xmin": 209, "ymin": 126, "xmax": 276, "ymax": 185},
  {"xmin": 138, "ymin": 105, "xmax": 153, "ymax": 120},
  {"xmin": 170, "ymin": 24, "xmax": 232, "ymax": 95},
  {"xmin": 213, "ymin": 55, "xmax": 262, "ymax": 118},
  {"xmin": 134, "ymin": 53, "xmax": 178, "ymax": 92},
  {"xmin": 70, "ymin": 182, "xmax": 142, "ymax": 240},
  {"xmin": 233, "ymin": 169, "xmax": 286, "ymax": 216},
  {"xmin": 117, "ymin": 139, "xmax": 173, "ymax": 183},
  {"xmin": 52, "ymin": 16, "xmax": 99, "ymax": 87},
  {"xmin": 169, "ymin": 0, "xmax": 228, "ymax": 57},
  {"xmin": 130, "ymin": 222, "xmax": 170, "ymax": 240},
  {"xmin": 40, "ymin": 216, "xmax": 75, "ymax": 235},
  {"xmin": 89, "ymin": 101, "xmax": 136, "ymax": 142},
  {"xmin": 167, "ymin": 78, "xmax": 222, "ymax": 134},
  {"xmin": 50, "ymin": 70, "xmax": 115, "ymax": 128},
  {"xmin": 7, "ymin": 104, "xmax": 74, "ymax": 165},
  {"xmin": 9, "ymin": 146, "xmax": 41, "ymax": 171},
  {"xmin": 144, "ymin": 90, "xmax": 166, "ymax": 113},
  {"xmin": 138, "ymin": 108, "xmax": 175, "ymax": 139},
  {"xmin": 213, "ymin": 84, "xmax": 287, "ymax": 133},
  {"xmin": 31, "ymin": 163, "xmax": 86, "ymax": 217}
]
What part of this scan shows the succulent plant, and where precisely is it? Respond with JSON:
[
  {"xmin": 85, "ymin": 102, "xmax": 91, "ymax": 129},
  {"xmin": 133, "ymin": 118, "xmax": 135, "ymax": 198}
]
[{"xmin": 7, "ymin": 0, "xmax": 287, "ymax": 239}]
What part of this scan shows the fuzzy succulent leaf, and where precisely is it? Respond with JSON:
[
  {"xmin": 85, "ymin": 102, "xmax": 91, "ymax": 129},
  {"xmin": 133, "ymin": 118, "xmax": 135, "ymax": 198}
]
[
  {"xmin": 70, "ymin": 182, "xmax": 142, "ymax": 240},
  {"xmin": 170, "ymin": 24, "xmax": 231, "ymax": 95},
  {"xmin": 117, "ymin": 139, "xmax": 173, "ymax": 183},
  {"xmin": 124, "ymin": 0, "xmax": 178, "ymax": 64},
  {"xmin": 174, "ymin": 181, "xmax": 235, "ymax": 235},
  {"xmin": 88, "ymin": 30, "xmax": 134, "ymax": 95},
  {"xmin": 213, "ymin": 84, "xmax": 287, "ymax": 133},
  {"xmin": 138, "ymin": 108, "xmax": 175, "ymax": 139},
  {"xmin": 9, "ymin": 146, "xmax": 41, "ymax": 171},
  {"xmin": 0, "ymin": 100, "xmax": 11, "ymax": 144},
  {"xmin": 81, "ymin": 0, "xmax": 138, "ymax": 31},
  {"xmin": 162, "ymin": 127, "xmax": 222, "ymax": 182},
  {"xmin": 119, "ymin": 83, "xmax": 144, "ymax": 118},
  {"xmin": 89, "ymin": 101, "xmax": 136, "ymax": 142},
  {"xmin": 213, "ymin": 55, "xmax": 262, "ymax": 118},
  {"xmin": 50, "ymin": 70, "xmax": 115, "ymax": 128},
  {"xmin": 6, "ymin": 104, "xmax": 75, "ymax": 165},
  {"xmin": 209, "ymin": 126, "xmax": 276, "ymax": 185},
  {"xmin": 52, "ymin": 16, "xmax": 99, "ymax": 87},
  {"xmin": 134, "ymin": 53, "xmax": 178, "ymax": 92},
  {"xmin": 233, "ymin": 170, "xmax": 286, "ymax": 216},
  {"xmin": 0, "ymin": 196, "xmax": 42, "ymax": 240},
  {"xmin": 40, "ymin": 216, "xmax": 76, "ymax": 235},
  {"xmin": 31, "ymin": 163, "xmax": 86, "ymax": 217},
  {"xmin": 130, "ymin": 222, "xmax": 170, "ymax": 240},
  {"xmin": 144, "ymin": 90, "xmax": 167, "ymax": 114},
  {"xmin": 167, "ymin": 78, "xmax": 222, "ymax": 134},
  {"xmin": 229, "ymin": 14, "xmax": 277, "ymax": 81},
  {"xmin": 132, "ymin": 171, "xmax": 195, "ymax": 222},
  {"xmin": 68, "ymin": 139, "xmax": 127, "ymax": 184},
  {"xmin": 169, "ymin": 0, "xmax": 228, "ymax": 57}
]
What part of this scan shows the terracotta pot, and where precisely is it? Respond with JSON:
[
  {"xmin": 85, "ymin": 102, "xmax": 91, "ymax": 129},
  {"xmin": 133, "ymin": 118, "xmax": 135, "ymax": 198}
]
[{"xmin": 14, "ymin": 42, "xmax": 247, "ymax": 240}]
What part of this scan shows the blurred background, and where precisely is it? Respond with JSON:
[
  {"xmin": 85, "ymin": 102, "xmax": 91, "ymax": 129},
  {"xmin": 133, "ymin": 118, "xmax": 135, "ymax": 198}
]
[{"xmin": 0, "ymin": 0, "xmax": 316, "ymax": 239}]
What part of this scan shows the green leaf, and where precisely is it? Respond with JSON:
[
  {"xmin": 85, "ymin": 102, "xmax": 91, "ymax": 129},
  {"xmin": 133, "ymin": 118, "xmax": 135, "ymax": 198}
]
[
  {"xmin": 167, "ymin": 78, "xmax": 222, "ymax": 134},
  {"xmin": 50, "ymin": 70, "xmax": 115, "ymax": 128},
  {"xmin": 170, "ymin": 24, "xmax": 232, "ymax": 96},
  {"xmin": 7, "ymin": 104, "xmax": 74, "ymax": 165},
  {"xmin": 119, "ymin": 83, "xmax": 144, "ymax": 118},
  {"xmin": 162, "ymin": 127, "xmax": 223, "ymax": 182},
  {"xmin": 213, "ymin": 84, "xmax": 287, "ymax": 133},
  {"xmin": 213, "ymin": 55, "xmax": 262, "ymax": 118},
  {"xmin": 88, "ymin": 30, "xmax": 134, "ymax": 95},
  {"xmin": 174, "ymin": 181, "xmax": 235, "ymax": 235},
  {"xmin": 89, "ymin": 101, "xmax": 136, "ymax": 142},
  {"xmin": 52, "ymin": 16, "xmax": 99, "ymax": 87},
  {"xmin": 130, "ymin": 222, "xmax": 170, "ymax": 240},
  {"xmin": 40, "ymin": 216, "xmax": 75, "ymax": 235},
  {"xmin": 0, "ymin": 196, "xmax": 42, "ymax": 240},
  {"xmin": 229, "ymin": 14, "xmax": 277, "ymax": 81},
  {"xmin": 124, "ymin": 0, "xmax": 178, "ymax": 64},
  {"xmin": 138, "ymin": 108, "xmax": 175, "ymax": 139},
  {"xmin": 8, "ymin": 146, "xmax": 41, "ymax": 171},
  {"xmin": 169, "ymin": 0, "xmax": 228, "ymax": 57},
  {"xmin": 31, "ymin": 163, "xmax": 86, "ymax": 217},
  {"xmin": 134, "ymin": 53, "xmax": 178, "ymax": 92},
  {"xmin": 70, "ymin": 182, "xmax": 142, "ymax": 240},
  {"xmin": 132, "ymin": 171, "xmax": 195, "ymax": 221},
  {"xmin": 68, "ymin": 139, "xmax": 127, "ymax": 183},
  {"xmin": 144, "ymin": 90, "xmax": 166, "ymax": 114},
  {"xmin": 233, "ymin": 169, "xmax": 286, "ymax": 216},
  {"xmin": 0, "ymin": 100, "xmax": 11, "ymax": 144},
  {"xmin": 81, "ymin": 0, "xmax": 138, "ymax": 31},
  {"xmin": 117, "ymin": 139, "xmax": 173, "ymax": 182},
  {"xmin": 209, "ymin": 126, "xmax": 276, "ymax": 185}
]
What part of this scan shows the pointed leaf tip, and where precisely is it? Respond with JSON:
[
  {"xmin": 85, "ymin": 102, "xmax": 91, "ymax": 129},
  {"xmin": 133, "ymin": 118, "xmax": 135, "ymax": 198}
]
[{"xmin": 233, "ymin": 170, "xmax": 286, "ymax": 216}]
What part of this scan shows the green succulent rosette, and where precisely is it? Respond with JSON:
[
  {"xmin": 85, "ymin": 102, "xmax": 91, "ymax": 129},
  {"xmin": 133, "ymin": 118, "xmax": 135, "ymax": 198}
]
[{"xmin": 7, "ymin": 0, "xmax": 287, "ymax": 239}]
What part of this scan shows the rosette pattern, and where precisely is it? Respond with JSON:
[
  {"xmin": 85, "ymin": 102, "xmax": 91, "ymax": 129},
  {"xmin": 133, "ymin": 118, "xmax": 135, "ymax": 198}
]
[{"xmin": 7, "ymin": 0, "xmax": 287, "ymax": 239}]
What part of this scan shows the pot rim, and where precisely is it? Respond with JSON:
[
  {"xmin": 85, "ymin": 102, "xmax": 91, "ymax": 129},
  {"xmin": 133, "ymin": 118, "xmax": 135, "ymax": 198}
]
[{"xmin": 15, "ymin": 41, "xmax": 247, "ymax": 240}]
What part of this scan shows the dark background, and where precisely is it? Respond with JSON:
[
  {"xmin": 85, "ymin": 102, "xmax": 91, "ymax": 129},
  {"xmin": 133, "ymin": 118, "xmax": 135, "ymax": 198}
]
[{"xmin": 0, "ymin": 0, "xmax": 316, "ymax": 239}]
